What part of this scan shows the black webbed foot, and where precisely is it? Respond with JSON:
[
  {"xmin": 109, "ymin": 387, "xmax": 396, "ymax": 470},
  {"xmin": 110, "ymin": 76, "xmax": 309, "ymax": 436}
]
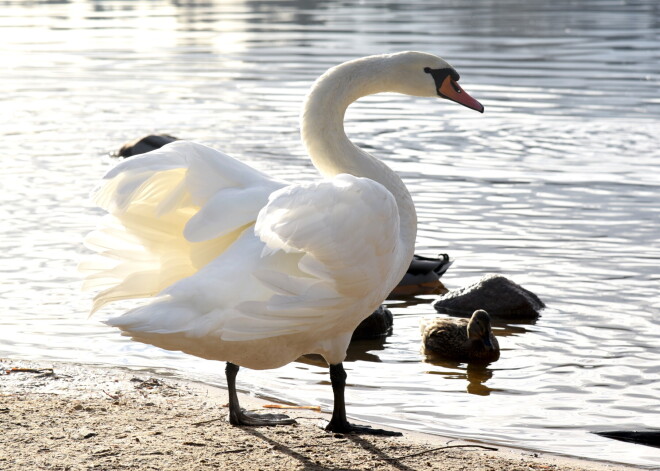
[
  {"xmin": 225, "ymin": 362, "xmax": 296, "ymax": 427},
  {"xmin": 229, "ymin": 408, "xmax": 296, "ymax": 426},
  {"xmin": 324, "ymin": 418, "xmax": 402, "ymax": 436},
  {"xmin": 325, "ymin": 362, "xmax": 402, "ymax": 437}
]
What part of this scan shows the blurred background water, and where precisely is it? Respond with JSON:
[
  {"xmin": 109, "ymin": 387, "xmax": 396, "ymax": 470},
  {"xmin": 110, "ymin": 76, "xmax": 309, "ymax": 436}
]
[{"xmin": 0, "ymin": 0, "xmax": 658, "ymax": 467}]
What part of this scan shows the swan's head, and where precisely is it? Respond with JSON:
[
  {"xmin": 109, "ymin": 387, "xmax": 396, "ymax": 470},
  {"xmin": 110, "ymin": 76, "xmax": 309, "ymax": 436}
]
[
  {"xmin": 386, "ymin": 51, "xmax": 484, "ymax": 113},
  {"xmin": 467, "ymin": 309, "xmax": 495, "ymax": 348}
]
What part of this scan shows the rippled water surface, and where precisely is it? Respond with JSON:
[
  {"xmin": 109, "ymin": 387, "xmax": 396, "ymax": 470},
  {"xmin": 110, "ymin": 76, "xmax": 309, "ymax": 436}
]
[{"xmin": 1, "ymin": 0, "xmax": 659, "ymax": 467}]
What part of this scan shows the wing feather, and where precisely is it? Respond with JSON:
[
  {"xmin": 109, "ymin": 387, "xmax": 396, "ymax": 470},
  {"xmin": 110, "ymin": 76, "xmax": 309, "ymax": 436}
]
[
  {"xmin": 82, "ymin": 141, "xmax": 284, "ymax": 313},
  {"xmin": 255, "ymin": 173, "xmax": 400, "ymax": 298}
]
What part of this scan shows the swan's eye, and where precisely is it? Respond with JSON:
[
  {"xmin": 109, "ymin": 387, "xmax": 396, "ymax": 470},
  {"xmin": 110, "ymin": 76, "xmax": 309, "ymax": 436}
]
[{"xmin": 424, "ymin": 67, "xmax": 431, "ymax": 73}]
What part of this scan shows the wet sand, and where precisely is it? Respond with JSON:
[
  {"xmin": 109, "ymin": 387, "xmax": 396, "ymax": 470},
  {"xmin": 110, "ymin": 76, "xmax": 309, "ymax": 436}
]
[{"xmin": 0, "ymin": 359, "xmax": 641, "ymax": 471}]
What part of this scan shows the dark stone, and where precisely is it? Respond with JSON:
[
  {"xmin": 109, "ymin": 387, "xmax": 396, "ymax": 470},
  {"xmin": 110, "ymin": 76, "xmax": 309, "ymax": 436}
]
[
  {"xmin": 594, "ymin": 430, "xmax": 660, "ymax": 449},
  {"xmin": 351, "ymin": 305, "xmax": 393, "ymax": 341},
  {"xmin": 433, "ymin": 274, "xmax": 545, "ymax": 320}
]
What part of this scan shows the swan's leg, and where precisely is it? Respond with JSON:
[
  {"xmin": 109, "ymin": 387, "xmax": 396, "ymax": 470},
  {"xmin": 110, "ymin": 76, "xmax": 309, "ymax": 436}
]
[
  {"xmin": 325, "ymin": 363, "xmax": 401, "ymax": 436},
  {"xmin": 225, "ymin": 362, "xmax": 296, "ymax": 426}
]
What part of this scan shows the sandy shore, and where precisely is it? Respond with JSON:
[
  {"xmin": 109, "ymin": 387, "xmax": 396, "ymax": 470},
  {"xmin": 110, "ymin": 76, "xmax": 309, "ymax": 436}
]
[{"xmin": 0, "ymin": 359, "xmax": 642, "ymax": 471}]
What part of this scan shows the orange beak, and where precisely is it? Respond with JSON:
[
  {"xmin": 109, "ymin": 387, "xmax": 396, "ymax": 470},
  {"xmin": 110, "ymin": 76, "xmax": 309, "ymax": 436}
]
[{"xmin": 438, "ymin": 76, "xmax": 484, "ymax": 113}]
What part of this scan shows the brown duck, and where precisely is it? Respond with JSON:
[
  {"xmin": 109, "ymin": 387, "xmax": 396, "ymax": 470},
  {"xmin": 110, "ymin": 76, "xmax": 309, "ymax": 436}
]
[{"xmin": 421, "ymin": 310, "xmax": 500, "ymax": 363}]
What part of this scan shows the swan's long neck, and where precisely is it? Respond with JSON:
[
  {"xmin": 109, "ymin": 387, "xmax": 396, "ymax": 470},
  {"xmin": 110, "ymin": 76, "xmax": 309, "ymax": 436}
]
[{"xmin": 300, "ymin": 56, "xmax": 417, "ymax": 261}]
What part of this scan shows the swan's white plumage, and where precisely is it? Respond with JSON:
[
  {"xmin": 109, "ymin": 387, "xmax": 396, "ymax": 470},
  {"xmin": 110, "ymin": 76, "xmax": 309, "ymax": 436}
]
[
  {"xmin": 84, "ymin": 142, "xmax": 402, "ymax": 368},
  {"xmin": 256, "ymin": 174, "xmax": 399, "ymax": 296},
  {"xmin": 82, "ymin": 51, "xmax": 470, "ymax": 370}
]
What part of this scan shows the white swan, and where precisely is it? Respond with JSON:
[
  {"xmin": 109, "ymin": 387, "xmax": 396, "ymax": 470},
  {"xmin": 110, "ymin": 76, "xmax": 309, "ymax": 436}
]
[{"xmin": 81, "ymin": 51, "xmax": 483, "ymax": 434}]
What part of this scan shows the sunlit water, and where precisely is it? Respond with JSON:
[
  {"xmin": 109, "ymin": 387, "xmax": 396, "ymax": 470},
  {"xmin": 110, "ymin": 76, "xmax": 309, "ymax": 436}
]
[{"xmin": 1, "ymin": 0, "xmax": 658, "ymax": 467}]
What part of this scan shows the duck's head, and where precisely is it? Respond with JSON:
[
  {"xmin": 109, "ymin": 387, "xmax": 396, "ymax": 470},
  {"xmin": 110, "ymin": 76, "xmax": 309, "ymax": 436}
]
[
  {"xmin": 385, "ymin": 51, "xmax": 484, "ymax": 113},
  {"xmin": 467, "ymin": 309, "xmax": 495, "ymax": 349}
]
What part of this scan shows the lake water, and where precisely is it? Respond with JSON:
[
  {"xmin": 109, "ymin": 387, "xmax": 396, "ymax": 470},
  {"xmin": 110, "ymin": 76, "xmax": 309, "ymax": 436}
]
[{"xmin": 1, "ymin": 0, "xmax": 658, "ymax": 467}]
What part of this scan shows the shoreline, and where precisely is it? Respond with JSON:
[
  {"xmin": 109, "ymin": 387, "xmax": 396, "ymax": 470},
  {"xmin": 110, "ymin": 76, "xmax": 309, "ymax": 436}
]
[{"xmin": 0, "ymin": 358, "xmax": 644, "ymax": 470}]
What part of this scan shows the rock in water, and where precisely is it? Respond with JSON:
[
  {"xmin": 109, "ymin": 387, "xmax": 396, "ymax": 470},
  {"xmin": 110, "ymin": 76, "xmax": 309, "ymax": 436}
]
[
  {"xmin": 351, "ymin": 305, "xmax": 393, "ymax": 341},
  {"xmin": 433, "ymin": 274, "xmax": 544, "ymax": 320},
  {"xmin": 594, "ymin": 430, "xmax": 660, "ymax": 449}
]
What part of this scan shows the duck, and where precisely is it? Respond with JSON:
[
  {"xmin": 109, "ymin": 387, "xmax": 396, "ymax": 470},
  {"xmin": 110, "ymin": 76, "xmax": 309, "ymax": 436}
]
[
  {"xmin": 81, "ymin": 51, "xmax": 484, "ymax": 434},
  {"xmin": 420, "ymin": 310, "xmax": 500, "ymax": 363},
  {"xmin": 115, "ymin": 134, "xmax": 178, "ymax": 157},
  {"xmin": 392, "ymin": 253, "xmax": 452, "ymax": 296}
]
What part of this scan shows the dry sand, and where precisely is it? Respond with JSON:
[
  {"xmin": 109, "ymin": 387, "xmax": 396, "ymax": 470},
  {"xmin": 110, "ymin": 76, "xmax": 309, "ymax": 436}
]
[{"xmin": 0, "ymin": 359, "xmax": 641, "ymax": 471}]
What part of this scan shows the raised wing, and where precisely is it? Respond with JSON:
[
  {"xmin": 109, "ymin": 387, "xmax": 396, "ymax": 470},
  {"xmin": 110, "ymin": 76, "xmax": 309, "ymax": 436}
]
[{"xmin": 80, "ymin": 141, "xmax": 284, "ymax": 313}]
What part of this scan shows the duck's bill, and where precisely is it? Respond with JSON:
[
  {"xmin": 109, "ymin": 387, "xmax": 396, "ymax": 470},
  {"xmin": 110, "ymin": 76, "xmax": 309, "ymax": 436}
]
[{"xmin": 439, "ymin": 76, "xmax": 484, "ymax": 113}]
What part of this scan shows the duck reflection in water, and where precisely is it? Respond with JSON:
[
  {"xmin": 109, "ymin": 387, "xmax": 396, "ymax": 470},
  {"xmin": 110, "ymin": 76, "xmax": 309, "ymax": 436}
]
[{"xmin": 423, "ymin": 358, "xmax": 499, "ymax": 397}]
